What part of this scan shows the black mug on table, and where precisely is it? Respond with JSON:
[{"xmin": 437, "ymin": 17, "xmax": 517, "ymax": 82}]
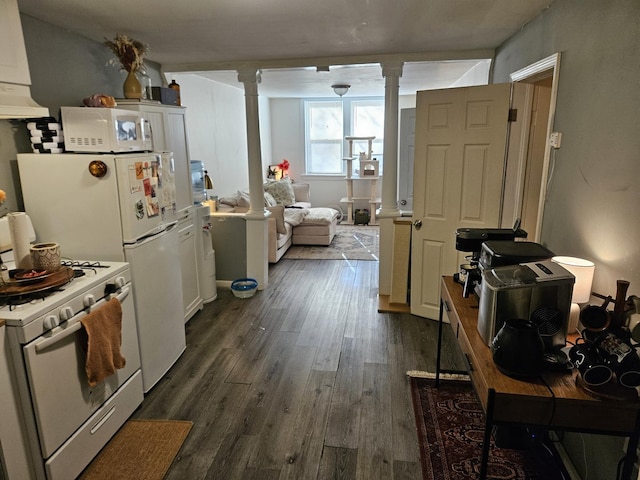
[
  {"xmin": 595, "ymin": 332, "xmax": 640, "ymax": 388},
  {"xmin": 569, "ymin": 344, "xmax": 613, "ymax": 387},
  {"xmin": 615, "ymin": 351, "xmax": 640, "ymax": 388}
]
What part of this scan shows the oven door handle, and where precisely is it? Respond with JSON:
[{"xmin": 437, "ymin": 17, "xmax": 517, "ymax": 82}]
[{"xmin": 34, "ymin": 286, "xmax": 131, "ymax": 353}]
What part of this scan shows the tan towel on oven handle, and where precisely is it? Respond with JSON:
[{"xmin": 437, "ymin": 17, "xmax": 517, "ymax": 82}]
[{"xmin": 80, "ymin": 297, "xmax": 126, "ymax": 387}]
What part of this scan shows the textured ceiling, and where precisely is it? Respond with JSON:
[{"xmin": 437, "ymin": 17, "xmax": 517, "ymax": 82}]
[{"xmin": 18, "ymin": 0, "xmax": 553, "ymax": 97}]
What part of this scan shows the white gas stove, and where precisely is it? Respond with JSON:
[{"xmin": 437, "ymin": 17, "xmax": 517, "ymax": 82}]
[
  {"xmin": 1, "ymin": 260, "xmax": 131, "ymax": 342},
  {"xmin": 1, "ymin": 257, "xmax": 143, "ymax": 480}
]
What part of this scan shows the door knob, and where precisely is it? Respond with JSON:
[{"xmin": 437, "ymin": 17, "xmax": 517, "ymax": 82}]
[{"xmin": 413, "ymin": 219, "xmax": 422, "ymax": 230}]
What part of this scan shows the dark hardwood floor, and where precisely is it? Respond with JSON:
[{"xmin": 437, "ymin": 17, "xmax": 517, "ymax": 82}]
[{"xmin": 134, "ymin": 258, "xmax": 464, "ymax": 479}]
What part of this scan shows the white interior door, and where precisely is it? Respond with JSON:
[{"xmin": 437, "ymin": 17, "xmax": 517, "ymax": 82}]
[{"xmin": 410, "ymin": 84, "xmax": 511, "ymax": 319}]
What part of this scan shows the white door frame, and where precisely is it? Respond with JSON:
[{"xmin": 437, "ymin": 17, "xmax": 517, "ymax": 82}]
[{"xmin": 509, "ymin": 53, "xmax": 562, "ymax": 242}]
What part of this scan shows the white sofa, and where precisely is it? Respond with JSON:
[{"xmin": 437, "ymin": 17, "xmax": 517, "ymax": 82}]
[
  {"xmin": 268, "ymin": 183, "xmax": 311, "ymax": 263},
  {"xmin": 220, "ymin": 182, "xmax": 340, "ymax": 263}
]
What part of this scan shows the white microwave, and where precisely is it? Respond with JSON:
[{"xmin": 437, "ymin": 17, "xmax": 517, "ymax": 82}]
[{"xmin": 61, "ymin": 106, "xmax": 153, "ymax": 153}]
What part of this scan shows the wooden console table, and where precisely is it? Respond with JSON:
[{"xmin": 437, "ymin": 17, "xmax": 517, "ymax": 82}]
[{"xmin": 436, "ymin": 276, "xmax": 640, "ymax": 480}]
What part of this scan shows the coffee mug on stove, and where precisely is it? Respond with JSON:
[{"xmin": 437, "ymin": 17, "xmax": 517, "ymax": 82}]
[{"xmin": 30, "ymin": 242, "xmax": 61, "ymax": 270}]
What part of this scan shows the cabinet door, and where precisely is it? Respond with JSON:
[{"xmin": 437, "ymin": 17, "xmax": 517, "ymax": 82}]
[
  {"xmin": 145, "ymin": 110, "xmax": 167, "ymax": 152},
  {"xmin": 167, "ymin": 111, "xmax": 193, "ymax": 212},
  {"xmin": 178, "ymin": 211, "xmax": 202, "ymax": 322}
]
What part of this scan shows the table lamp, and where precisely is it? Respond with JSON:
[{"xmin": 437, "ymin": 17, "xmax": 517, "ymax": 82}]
[{"xmin": 552, "ymin": 256, "xmax": 595, "ymax": 333}]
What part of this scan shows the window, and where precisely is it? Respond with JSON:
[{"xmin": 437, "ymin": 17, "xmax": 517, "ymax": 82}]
[{"xmin": 304, "ymin": 98, "xmax": 384, "ymax": 175}]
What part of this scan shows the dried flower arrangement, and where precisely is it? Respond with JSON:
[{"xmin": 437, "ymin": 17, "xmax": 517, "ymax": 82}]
[{"xmin": 104, "ymin": 34, "xmax": 148, "ymax": 73}]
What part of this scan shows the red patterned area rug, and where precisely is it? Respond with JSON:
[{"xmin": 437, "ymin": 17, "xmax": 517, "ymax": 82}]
[{"xmin": 410, "ymin": 376, "xmax": 567, "ymax": 480}]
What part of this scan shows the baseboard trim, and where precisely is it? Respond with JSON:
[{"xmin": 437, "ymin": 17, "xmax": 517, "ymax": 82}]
[{"xmin": 378, "ymin": 294, "xmax": 410, "ymax": 313}]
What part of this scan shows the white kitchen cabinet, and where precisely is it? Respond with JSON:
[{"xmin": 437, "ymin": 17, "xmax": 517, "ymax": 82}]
[
  {"xmin": 119, "ymin": 102, "xmax": 193, "ymax": 213},
  {"xmin": 178, "ymin": 207, "xmax": 203, "ymax": 323}
]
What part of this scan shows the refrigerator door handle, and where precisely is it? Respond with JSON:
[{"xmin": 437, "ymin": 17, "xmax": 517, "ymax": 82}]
[{"xmin": 126, "ymin": 221, "xmax": 178, "ymax": 246}]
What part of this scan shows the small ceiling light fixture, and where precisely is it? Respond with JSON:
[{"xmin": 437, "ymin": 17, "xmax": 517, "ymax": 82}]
[{"xmin": 331, "ymin": 84, "xmax": 350, "ymax": 97}]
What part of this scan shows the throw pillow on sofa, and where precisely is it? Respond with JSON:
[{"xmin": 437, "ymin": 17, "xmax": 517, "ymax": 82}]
[
  {"xmin": 236, "ymin": 190, "xmax": 251, "ymax": 208},
  {"xmin": 221, "ymin": 191, "xmax": 278, "ymax": 210},
  {"xmin": 264, "ymin": 177, "xmax": 295, "ymax": 206},
  {"xmin": 264, "ymin": 191, "xmax": 277, "ymax": 207}
]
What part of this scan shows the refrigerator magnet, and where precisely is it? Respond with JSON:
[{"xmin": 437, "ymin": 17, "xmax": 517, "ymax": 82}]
[
  {"xmin": 135, "ymin": 200, "xmax": 144, "ymax": 219},
  {"xmin": 128, "ymin": 165, "xmax": 142, "ymax": 194}
]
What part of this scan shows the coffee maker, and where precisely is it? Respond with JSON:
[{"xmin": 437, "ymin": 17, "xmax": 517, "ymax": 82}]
[{"xmin": 454, "ymin": 222, "xmax": 528, "ymax": 297}]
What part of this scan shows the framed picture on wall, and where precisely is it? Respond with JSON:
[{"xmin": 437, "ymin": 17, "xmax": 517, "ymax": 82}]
[{"xmin": 267, "ymin": 165, "xmax": 283, "ymax": 180}]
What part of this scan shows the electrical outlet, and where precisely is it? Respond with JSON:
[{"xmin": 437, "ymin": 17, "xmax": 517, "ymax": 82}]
[{"xmin": 549, "ymin": 132, "xmax": 562, "ymax": 149}]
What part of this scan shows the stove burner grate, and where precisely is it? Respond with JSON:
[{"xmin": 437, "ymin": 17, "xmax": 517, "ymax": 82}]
[
  {"xmin": 0, "ymin": 287, "xmax": 64, "ymax": 310},
  {"xmin": 62, "ymin": 260, "xmax": 110, "ymax": 275},
  {"xmin": 62, "ymin": 260, "xmax": 110, "ymax": 269}
]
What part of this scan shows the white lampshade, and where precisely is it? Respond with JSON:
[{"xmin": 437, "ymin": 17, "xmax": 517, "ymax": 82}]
[{"xmin": 551, "ymin": 256, "xmax": 595, "ymax": 303}]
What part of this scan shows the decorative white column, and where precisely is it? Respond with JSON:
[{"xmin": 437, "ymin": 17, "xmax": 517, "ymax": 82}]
[
  {"xmin": 379, "ymin": 62, "xmax": 403, "ymax": 217},
  {"xmin": 378, "ymin": 62, "xmax": 404, "ymax": 297},
  {"xmin": 237, "ymin": 68, "xmax": 269, "ymax": 289}
]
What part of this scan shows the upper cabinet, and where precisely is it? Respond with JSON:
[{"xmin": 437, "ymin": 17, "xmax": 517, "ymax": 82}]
[
  {"xmin": 120, "ymin": 102, "xmax": 193, "ymax": 213},
  {"xmin": 0, "ymin": 0, "xmax": 49, "ymax": 118}
]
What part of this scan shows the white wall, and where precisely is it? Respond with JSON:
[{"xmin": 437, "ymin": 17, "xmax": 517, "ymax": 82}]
[
  {"xmin": 171, "ymin": 74, "xmax": 248, "ymax": 197},
  {"xmin": 492, "ymin": 1, "xmax": 640, "ymax": 478},
  {"xmin": 170, "ymin": 73, "xmax": 273, "ymax": 199},
  {"xmin": 452, "ymin": 59, "xmax": 492, "ymax": 87}
]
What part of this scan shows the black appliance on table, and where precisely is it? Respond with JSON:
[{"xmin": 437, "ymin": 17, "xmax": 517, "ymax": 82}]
[
  {"xmin": 479, "ymin": 240, "xmax": 556, "ymax": 271},
  {"xmin": 454, "ymin": 223, "xmax": 528, "ymax": 298}
]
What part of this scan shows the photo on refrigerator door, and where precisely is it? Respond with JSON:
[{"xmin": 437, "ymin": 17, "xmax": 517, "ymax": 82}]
[
  {"xmin": 135, "ymin": 161, "xmax": 144, "ymax": 180},
  {"xmin": 129, "ymin": 163, "xmax": 143, "ymax": 193},
  {"xmin": 144, "ymin": 177, "xmax": 159, "ymax": 217}
]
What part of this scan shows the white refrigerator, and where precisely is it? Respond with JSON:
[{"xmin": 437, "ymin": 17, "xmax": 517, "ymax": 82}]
[{"xmin": 17, "ymin": 152, "xmax": 186, "ymax": 393}]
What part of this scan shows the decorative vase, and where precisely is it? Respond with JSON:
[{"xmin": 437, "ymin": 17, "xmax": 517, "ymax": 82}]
[{"xmin": 123, "ymin": 71, "xmax": 143, "ymax": 99}]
